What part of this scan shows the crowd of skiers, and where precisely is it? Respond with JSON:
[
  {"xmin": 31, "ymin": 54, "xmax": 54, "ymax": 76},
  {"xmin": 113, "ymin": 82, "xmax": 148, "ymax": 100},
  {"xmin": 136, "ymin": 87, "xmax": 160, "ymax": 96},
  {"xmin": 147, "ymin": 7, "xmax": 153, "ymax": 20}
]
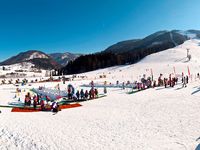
[
  {"xmin": 68, "ymin": 87, "xmax": 99, "ymax": 100},
  {"xmin": 158, "ymin": 74, "xmax": 179, "ymax": 88},
  {"xmin": 119, "ymin": 73, "xmax": 191, "ymax": 91},
  {"xmin": 21, "ymin": 72, "xmax": 195, "ymax": 114},
  {"xmin": 67, "ymin": 81, "xmax": 99, "ymax": 100},
  {"xmin": 24, "ymin": 92, "xmax": 59, "ymax": 112},
  {"xmin": 23, "ymin": 83, "xmax": 100, "ymax": 112}
]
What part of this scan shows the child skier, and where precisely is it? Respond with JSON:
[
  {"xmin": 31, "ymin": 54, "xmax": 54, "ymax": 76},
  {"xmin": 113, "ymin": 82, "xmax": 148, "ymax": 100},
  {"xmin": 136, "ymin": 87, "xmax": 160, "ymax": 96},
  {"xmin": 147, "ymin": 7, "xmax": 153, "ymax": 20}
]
[
  {"xmin": 85, "ymin": 90, "xmax": 89, "ymax": 100},
  {"xmin": 76, "ymin": 90, "xmax": 80, "ymax": 100},
  {"xmin": 182, "ymin": 77, "xmax": 187, "ymax": 88},
  {"xmin": 94, "ymin": 89, "xmax": 98, "ymax": 98},
  {"xmin": 80, "ymin": 89, "xmax": 84, "ymax": 99},
  {"xmin": 51, "ymin": 102, "xmax": 59, "ymax": 113}
]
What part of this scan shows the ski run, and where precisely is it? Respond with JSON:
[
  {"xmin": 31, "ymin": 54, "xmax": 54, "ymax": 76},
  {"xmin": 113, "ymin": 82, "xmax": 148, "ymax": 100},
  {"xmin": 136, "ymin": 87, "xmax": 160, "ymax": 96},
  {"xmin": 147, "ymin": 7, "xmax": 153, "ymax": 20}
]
[{"xmin": 0, "ymin": 40, "xmax": 200, "ymax": 150}]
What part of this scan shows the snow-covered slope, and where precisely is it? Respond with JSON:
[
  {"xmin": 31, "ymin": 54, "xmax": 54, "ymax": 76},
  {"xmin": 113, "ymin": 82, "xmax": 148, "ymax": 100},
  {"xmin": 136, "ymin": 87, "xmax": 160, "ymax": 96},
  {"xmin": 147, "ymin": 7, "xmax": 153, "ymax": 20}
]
[
  {"xmin": 80, "ymin": 39, "xmax": 200, "ymax": 82},
  {"xmin": 0, "ymin": 62, "xmax": 48, "ymax": 78},
  {"xmin": 0, "ymin": 50, "xmax": 61, "ymax": 70},
  {"xmin": 26, "ymin": 51, "xmax": 49, "ymax": 60},
  {"xmin": 0, "ymin": 73, "xmax": 200, "ymax": 149},
  {"xmin": 1, "ymin": 39, "xmax": 200, "ymax": 149},
  {"xmin": 104, "ymin": 30, "xmax": 192, "ymax": 53}
]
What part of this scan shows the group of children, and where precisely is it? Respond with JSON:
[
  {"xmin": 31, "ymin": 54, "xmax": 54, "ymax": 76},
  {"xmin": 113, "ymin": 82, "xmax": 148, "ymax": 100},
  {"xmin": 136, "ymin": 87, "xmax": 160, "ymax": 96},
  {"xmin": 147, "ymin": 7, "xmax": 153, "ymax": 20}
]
[
  {"xmin": 24, "ymin": 92, "xmax": 59, "ymax": 112},
  {"xmin": 23, "ymin": 85, "xmax": 100, "ymax": 112},
  {"xmin": 75, "ymin": 88, "xmax": 99, "ymax": 100},
  {"xmin": 66, "ymin": 81, "xmax": 99, "ymax": 100},
  {"xmin": 118, "ymin": 73, "xmax": 190, "ymax": 92}
]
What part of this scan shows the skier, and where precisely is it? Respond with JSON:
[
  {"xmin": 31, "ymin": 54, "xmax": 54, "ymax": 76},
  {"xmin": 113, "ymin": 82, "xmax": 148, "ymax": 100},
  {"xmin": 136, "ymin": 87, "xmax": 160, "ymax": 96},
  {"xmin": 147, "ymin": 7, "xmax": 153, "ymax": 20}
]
[
  {"xmin": 116, "ymin": 81, "xmax": 119, "ymax": 87},
  {"xmin": 169, "ymin": 74, "xmax": 172, "ymax": 87},
  {"xmin": 37, "ymin": 94, "xmax": 40, "ymax": 105},
  {"xmin": 80, "ymin": 89, "xmax": 84, "ymax": 99},
  {"xmin": 186, "ymin": 75, "xmax": 189, "ymax": 84},
  {"xmin": 153, "ymin": 80, "xmax": 156, "ymax": 88},
  {"xmin": 175, "ymin": 77, "xmax": 178, "ymax": 85},
  {"xmin": 68, "ymin": 86, "xmax": 72, "ymax": 99},
  {"xmin": 91, "ymin": 80, "xmax": 94, "ymax": 89},
  {"xmin": 89, "ymin": 89, "xmax": 92, "ymax": 99},
  {"xmin": 33, "ymin": 99, "xmax": 37, "ymax": 109},
  {"xmin": 164, "ymin": 78, "xmax": 167, "ymax": 88},
  {"xmin": 46, "ymin": 95, "xmax": 51, "ymax": 103},
  {"xmin": 172, "ymin": 78, "xmax": 175, "ymax": 87},
  {"xmin": 85, "ymin": 90, "xmax": 89, "ymax": 100},
  {"xmin": 24, "ymin": 95, "xmax": 28, "ymax": 106},
  {"xmin": 24, "ymin": 93, "xmax": 31, "ymax": 106},
  {"xmin": 51, "ymin": 102, "xmax": 59, "ymax": 113},
  {"xmin": 104, "ymin": 86, "xmax": 107, "ymax": 94},
  {"xmin": 40, "ymin": 100, "xmax": 45, "ymax": 111},
  {"xmin": 94, "ymin": 89, "xmax": 98, "ymax": 98},
  {"xmin": 182, "ymin": 76, "xmax": 187, "ymax": 88},
  {"xmin": 122, "ymin": 82, "xmax": 125, "ymax": 89},
  {"xmin": 91, "ymin": 88, "xmax": 95, "ymax": 99},
  {"xmin": 33, "ymin": 95, "xmax": 37, "ymax": 109},
  {"xmin": 137, "ymin": 82, "xmax": 139, "ymax": 90},
  {"xmin": 76, "ymin": 90, "xmax": 80, "ymax": 100},
  {"xmin": 181, "ymin": 72, "xmax": 184, "ymax": 83}
]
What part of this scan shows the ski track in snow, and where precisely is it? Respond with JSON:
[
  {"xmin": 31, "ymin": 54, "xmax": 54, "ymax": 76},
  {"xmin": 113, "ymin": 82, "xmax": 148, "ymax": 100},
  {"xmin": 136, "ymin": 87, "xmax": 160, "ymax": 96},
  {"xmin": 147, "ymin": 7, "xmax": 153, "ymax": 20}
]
[{"xmin": 170, "ymin": 32, "xmax": 178, "ymax": 47}]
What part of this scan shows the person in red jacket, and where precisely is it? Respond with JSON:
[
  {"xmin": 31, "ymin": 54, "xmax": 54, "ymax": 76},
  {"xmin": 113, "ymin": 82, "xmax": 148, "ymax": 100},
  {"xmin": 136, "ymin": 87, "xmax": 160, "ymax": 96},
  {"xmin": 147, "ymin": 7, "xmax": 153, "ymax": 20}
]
[{"xmin": 40, "ymin": 100, "xmax": 45, "ymax": 111}]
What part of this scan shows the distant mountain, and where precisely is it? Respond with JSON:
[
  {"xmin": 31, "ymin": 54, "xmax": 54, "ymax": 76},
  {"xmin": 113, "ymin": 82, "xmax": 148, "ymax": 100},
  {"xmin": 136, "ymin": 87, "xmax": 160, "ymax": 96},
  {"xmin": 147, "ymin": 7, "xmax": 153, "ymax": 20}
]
[
  {"xmin": 49, "ymin": 52, "xmax": 81, "ymax": 66},
  {"xmin": 105, "ymin": 30, "xmax": 200, "ymax": 54},
  {"xmin": 61, "ymin": 30, "xmax": 200, "ymax": 75},
  {"xmin": 104, "ymin": 30, "xmax": 188, "ymax": 53},
  {"xmin": 0, "ymin": 50, "xmax": 61, "ymax": 70}
]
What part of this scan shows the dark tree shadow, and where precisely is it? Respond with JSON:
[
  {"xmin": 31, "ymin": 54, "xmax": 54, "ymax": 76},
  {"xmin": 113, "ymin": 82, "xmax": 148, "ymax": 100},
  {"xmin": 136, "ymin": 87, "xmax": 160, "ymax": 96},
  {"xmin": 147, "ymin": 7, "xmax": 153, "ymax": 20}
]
[
  {"xmin": 191, "ymin": 87, "xmax": 200, "ymax": 95},
  {"xmin": 195, "ymin": 144, "xmax": 200, "ymax": 150},
  {"xmin": 197, "ymin": 137, "xmax": 200, "ymax": 141},
  {"xmin": 195, "ymin": 137, "xmax": 200, "ymax": 150},
  {"xmin": 175, "ymin": 87, "xmax": 184, "ymax": 90},
  {"xmin": 174, "ymin": 57, "xmax": 187, "ymax": 62},
  {"xmin": 183, "ymin": 60, "xmax": 190, "ymax": 63}
]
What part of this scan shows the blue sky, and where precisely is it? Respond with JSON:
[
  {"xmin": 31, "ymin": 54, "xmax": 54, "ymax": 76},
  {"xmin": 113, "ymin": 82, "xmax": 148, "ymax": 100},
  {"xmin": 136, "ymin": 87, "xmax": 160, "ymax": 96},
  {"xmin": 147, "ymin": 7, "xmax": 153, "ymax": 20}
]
[{"xmin": 0, "ymin": 0, "xmax": 200, "ymax": 61}]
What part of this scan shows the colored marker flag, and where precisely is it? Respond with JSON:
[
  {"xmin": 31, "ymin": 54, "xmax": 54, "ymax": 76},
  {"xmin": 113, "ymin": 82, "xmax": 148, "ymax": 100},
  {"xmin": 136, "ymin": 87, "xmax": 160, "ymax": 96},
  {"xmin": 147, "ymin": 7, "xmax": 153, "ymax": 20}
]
[
  {"xmin": 150, "ymin": 68, "xmax": 153, "ymax": 76},
  {"xmin": 150, "ymin": 68, "xmax": 153, "ymax": 81},
  {"xmin": 187, "ymin": 66, "xmax": 190, "ymax": 77},
  {"xmin": 173, "ymin": 66, "xmax": 176, "ymax": 76}
]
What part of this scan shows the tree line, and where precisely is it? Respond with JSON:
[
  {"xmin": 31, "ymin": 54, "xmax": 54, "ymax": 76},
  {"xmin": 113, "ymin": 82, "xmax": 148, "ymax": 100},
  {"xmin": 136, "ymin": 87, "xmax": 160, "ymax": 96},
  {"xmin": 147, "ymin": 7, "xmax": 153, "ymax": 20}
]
[{"xmin": 60, "ymin": 41, "xmax": 175, "ymax": 75}]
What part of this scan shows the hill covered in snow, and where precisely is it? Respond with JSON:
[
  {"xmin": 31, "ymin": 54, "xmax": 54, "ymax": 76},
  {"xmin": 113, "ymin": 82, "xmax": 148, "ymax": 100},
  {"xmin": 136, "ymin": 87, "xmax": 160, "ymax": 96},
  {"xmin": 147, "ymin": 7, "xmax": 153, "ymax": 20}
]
[
  {"xmin": 78, "ymin": 39, "xmax": 200, "ymax": 82},
  {"xmin": 1, "ymin": 30, "xmax": 200, "ymax": 77},
  {"xmin": 0, "ymin": 50, "xmax": 61, "ymax": 70},
  {"xmin": 0, "ymin": 38, "xmax": 200, "ymax": 149},
  {"xmin": 62, "ymin": 30, "xmax": 200, "ymax": 75}
]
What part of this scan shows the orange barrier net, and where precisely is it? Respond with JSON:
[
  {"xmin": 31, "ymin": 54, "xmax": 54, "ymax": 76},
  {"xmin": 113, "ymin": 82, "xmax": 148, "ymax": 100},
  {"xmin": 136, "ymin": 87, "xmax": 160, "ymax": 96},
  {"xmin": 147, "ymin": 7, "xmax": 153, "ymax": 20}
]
[{"xmin": 11, "ymin": 103, "xmax": 82, "ymax": 112}]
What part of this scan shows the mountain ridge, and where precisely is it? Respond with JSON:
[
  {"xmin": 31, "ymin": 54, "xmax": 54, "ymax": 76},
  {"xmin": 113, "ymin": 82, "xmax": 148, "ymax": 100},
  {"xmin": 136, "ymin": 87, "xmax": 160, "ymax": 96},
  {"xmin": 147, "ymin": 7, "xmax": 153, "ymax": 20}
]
[
  {"xmin": 0, "ymin": 50, "xmax": 61, "ymax": 70},
  {"xmin": 49, "ymin": 52, "xmax": 82, "ymax": 66},
  {"xmin": 1, "ymin": 29, "xmax": 200, "ymax": 72},
  {"xmin": 61, "ymin": 29, "xmax": 200, "ymax": 74},
  {"xmin": 0, "ymin": 50, "xmax": 82, "ymax": 70}
]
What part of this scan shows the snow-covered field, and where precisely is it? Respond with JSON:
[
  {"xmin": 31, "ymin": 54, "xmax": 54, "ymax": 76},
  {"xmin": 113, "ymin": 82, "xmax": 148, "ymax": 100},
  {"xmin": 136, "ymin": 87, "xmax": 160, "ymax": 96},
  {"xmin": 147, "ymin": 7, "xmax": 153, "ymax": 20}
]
[{"xmin": 1, "ymin": 40, "xmax": 200, "ymax": 150}]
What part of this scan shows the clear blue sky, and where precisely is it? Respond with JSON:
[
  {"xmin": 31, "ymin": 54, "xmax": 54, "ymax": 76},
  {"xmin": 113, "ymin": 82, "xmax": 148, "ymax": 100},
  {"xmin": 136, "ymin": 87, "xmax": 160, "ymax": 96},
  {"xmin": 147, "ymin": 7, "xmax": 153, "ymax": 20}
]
[{"xmin": 0, "ymin": 0, "xmax": 200, "ymax": 61}]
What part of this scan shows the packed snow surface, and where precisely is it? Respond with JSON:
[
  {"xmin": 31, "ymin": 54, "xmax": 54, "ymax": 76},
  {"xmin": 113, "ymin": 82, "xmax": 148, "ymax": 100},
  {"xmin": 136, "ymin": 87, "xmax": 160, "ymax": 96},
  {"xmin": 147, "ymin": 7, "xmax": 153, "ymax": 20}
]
[{"xmin": 0, "ymin": 40, "xmax": 200, "ymax": 149}]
